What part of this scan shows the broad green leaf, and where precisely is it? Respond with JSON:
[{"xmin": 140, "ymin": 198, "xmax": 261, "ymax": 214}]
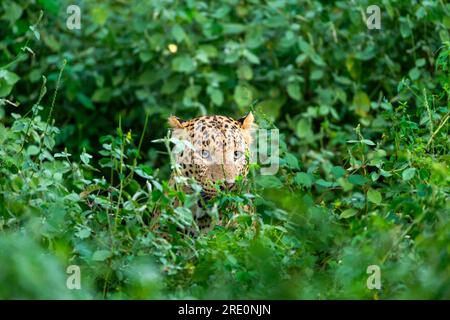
[
  {"xmin": 0, "ymin": 70, "xmax": 20, "ymax": 97},
  {"xmin": 331, "ymin": 166, "xmax": 346, "ymax": 179},
  {"xmin": 234, "ymin": 85, "xmax": 253, "ymax": 108},
  {"xmin": 256, "ymin": 96, "xmax": 285, "ymax": 120},
  {"xmin": 256, "ymin": 176, "xmax": 283, "ymax": 189},
  {"xmin": 340, "ymin": 208, "xmax": 357, "ymax": 219},
  {"xmin": 92, "ymin": 250, "xmax": 112, "ymax": 261},
  {"xmin": 311, "ymin": 69, "xmax": 324, "ymax": 80},
  {"xmin": 287, "ymin": 82, "xmax": 301, "ymax": 101},
  {"xmin": 237, "ymin": 64, "xmax": 253, "ymax": 80},
  {"xmin": 294, "ymin": 172, "xmax": 312, "ymax": 188},
  {"xmin": 409, "ymin": 67, "xmax": 421, "ymax": 80},
  {"xmin": 402, "ymin": 168, "xmax": 416, "ymax": 181},
  {"xmin": 76, "ymin": 227, "xmax": 91, "ymax": 239},
  {"xmin": 222, "ymin": 23, "xmax": 246, "ymax": 35},
  {"xmin": 92, "ymin": 88, "xmax": 113, "ymax": 103},
  {"xmin": 400, "ymin": 18, "xmax": 411, "ymax": 38},
  {"xmin": 29, "ymin": 25, "xmax": 40, "ymax": 40},
  {"xmin": 4, "ymin": 2, "xmax": 23, "ymax": 23},
  {"xmin": 174, "ymin": 207, "xmax": 193, "ymax": 225},
  {"xmin": 315, "ymin": 179, "xmax": 333, "ymax": 187},
  {"xmin": 352, "ymin": 91, "xmax": 371, "ymax": 117},
  {"xmin": 367, "ymin": 189, "xmax": 382, "ymax": 204},
  {"xmin": 171, "ymin": 25, "xmax": 186, "ymax": 43},
  {"xmin": 171, "ymin": 55, "xmax": 196, "ymax": 73},
  {"xmin": 27, "ymin": 145, "xmax": 40, "ymax": 156},
  {"xmin": 361, "ymin": 139, "xmax": 375, "ymax": 146},
  {"xmin": 348, "ymin": 174, "xmax": 368, "ymax": 185},
  {"xmin": 295, "ymin": 119, "xmax": 313, "ymax": 140},
  {"xmin": 80, "ymin": 151, "xmax": 93, "ymax": 165},
  {"xmin": 209, "ymin": 88, "xmax": 224, "ymax": 106},
  {"xmin": 91, "ymin": 6, "xmax": 109, "ymax": 25},
  {"xmin": 284, "ymin": 153, "xmax": 299, "ymax": 169},
  {"xmin": 243, "ymin": 50, "xmax": 260, "ymax": 64}
]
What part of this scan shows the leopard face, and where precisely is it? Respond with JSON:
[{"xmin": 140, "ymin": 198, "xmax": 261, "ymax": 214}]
[{"xmin": 168, "ymin": 113, "xmax": 255, "ymax": 197}]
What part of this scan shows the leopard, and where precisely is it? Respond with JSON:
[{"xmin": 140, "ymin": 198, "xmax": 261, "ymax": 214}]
[{"xmin": 151, "ymin": 112, "xmax": 256, "ymax": 237}]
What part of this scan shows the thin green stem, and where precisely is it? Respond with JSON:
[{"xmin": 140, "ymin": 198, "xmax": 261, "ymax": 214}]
[{"xmin": 44, "ymin": 60, "xmax": 67, "ymax": 136}]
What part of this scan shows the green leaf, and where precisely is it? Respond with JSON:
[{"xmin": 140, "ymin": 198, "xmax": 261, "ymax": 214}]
[
  {"xmin": 174, "ymin": 207, "xmax": 193, "ymax": 225},
  {"xmin": 65, "ymin": 193, "xmax": 81, "ymax": 202},
  {"xmin": 331, "ymin": 166, "xmax": 346, "ymax": 179},
  {"xmin": 310, "ymin": 69, "xmax": 324, "ymax": 80},
  {"xmin": 408, "ymin": 67, "xmax": 421, "ymax": 81},
  {"xmin": 226, "ymin": 253, "xmax": 238, "ymax": 265},
  {"xmin": 402, "ymin": 168, "xmax": 416, "ymax": 181},
  {"xmin": 208, "ymin": 88, "xmax": 224, "ymax": 106},
  {"xmin": 76, "ymin": 227, "xmax": 91, "ymax": 239},
  {"xmin": 354, "ymin": 45, "xmax": 376, "ymax": 61},
  {"xmin": 29, "ymin": 25, "xmax": 40, "ymax": 41},
  {"xmin": 315, "ymin": 179, "xmax": 333, "ymax": 187},
  {"xmin": 294, "ymin": 172, "xmax": 312, "ymax": 188},
  {"xmin": 256, "ymin": 96, "xmax": 285, "ymax": 120},
  {"xmin": 222, "ymin": 23, "xmax": 246, "ymax": 35},
  {"xmin": 0, "ymin": 70, "xmax": 20, "ymax": 97},
  {"xmin": 43, "ymin": 136, "xmax": 55, "ymax": 150},
  {"xmin": 234, "ymin": 85, "xmax": 253, "ymax": 108},
  {"xmin": 92, "ymin": 88, "xmax": 113, "ymax": 103},
  {"xmin": 237, "ymin": 64, "xmax": 253, "ymax": 80},
  {"xmin": 380, "ymin": 169, "xmax": 392, "ymax": 177},
  {"xmin": 295, "ymin": 119, "xmax": 313, "ymax": 140},
  {"xmin": 91, "ymin": 6, "xmax": 109, "ymax": 26},
  {"xmin": 27, "ymin": 145, "xmax": 40, "ymax": 156},
  {"xmin": 171, "ymin": 55, "xmax": 196, "ymax": 73},
  {"xmin": 284, "ymin": 153, "xmax": 299, "ymax": 169},
  {"xmin": 348, "ymin": 174, "xmax": 368, "ymax": 186},
  {"xmin": 243, "ymin": 50, "xmax": 260, "ymax": 64},
  {"xmin": 416, "ymin": 58, "xmax": 426, "ymax": 67},
  {"xmin": 287, "ymin": 82, "xmax": 301, "ymax": 101},
  {"xmin": 340, "ymin": 208, "xmax": 357, "ymax": 219},
  {"xmin": 4, "ymin": 2, "xmax": 23, "ymax": 23},
  {"xmin": 256, "ymin": 176, "xmax": 283, "ymax": 189},
  {"xmin": 76, "ymin": 93, "xmax": 94, "ymax": 110},
  {"xmin": 80, "ymin": 151, "xmax": 93, "ymax": 165},
  {"xmin": 361, "ymin": 139, "xmax": 375, "ymax": 146},
  {"xmin": 352, "ymin": 91, "xmax": 371, "ymax": 117},
  {"xmin": 92, "ymin": 250, "xmax": 112, "ymax": 261},
  {"xmin": 161, "ymin": 77, "xmax": 181, "ymax": 95},
  {"xmin": 171, "ymin": 25, "xmax": 186, "ymax": 43},
  {"xmin": 400, "ymin": 18, "xmax": 411, "ymax": 38},
  {"xmin": 367, "ymin": 189, "xmax": 382, "ymax": 205}
]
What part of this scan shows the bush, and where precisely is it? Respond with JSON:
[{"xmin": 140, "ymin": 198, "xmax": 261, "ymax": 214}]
[{"xmin": 0, "ymin": 1, "xmax": 449, "ymax": 299}]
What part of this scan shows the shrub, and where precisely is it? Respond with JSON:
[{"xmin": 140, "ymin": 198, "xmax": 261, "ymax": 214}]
[{"xmin": 0, "ymin": 1, "xmax": 449, "ymax": 299}]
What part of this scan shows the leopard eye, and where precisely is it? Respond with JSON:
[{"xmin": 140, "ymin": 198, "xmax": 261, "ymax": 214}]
[
  {"xmin": 234, "ymin": 151, "xmax": 243, "ymax": 160},
  {"xmin": 201, "ymin": 150, "xmax": 210, "ymax": 159}
]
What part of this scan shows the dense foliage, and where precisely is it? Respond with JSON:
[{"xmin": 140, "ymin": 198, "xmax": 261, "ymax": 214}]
[{"xmin": 0, "ymin": 0, "xmax": 449, "ymax": 299}]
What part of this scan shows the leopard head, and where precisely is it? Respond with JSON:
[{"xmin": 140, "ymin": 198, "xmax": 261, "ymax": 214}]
[{"xmin": 168, "ymin": 113, "xmax": 255, "ymax": 197}]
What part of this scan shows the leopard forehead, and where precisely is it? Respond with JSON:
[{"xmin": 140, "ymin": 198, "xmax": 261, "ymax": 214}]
[
  {"xmin": 187, "ymin": 115, "xmax": 241, "ymax": 131},
  {"xmin": 185, "ymin": 116, "xmax": 247, "ymax": 146}
]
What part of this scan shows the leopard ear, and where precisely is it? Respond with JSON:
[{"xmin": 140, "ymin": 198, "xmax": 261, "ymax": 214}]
[
  {"xmin": 237, "ymin": 112, "xmax": 254, "ymax": 130},
  {"xmin": 168, "ymin": 116, "xmax": 185, "ymax": 128}
]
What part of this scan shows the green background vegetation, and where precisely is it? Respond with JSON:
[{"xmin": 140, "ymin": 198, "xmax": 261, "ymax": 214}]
[{"xmin": 0, "ymin": 0, "xmax": 449, "ymax": 299}]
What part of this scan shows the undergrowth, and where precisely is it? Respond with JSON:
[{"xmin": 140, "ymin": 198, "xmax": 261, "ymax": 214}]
[{"xmin": 0, "ymin": 9, "xmax": 449, "ymax": 299}]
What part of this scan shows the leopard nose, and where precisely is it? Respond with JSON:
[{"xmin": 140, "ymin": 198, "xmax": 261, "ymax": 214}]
[
  {"xmin": 225, "ymin": 182, "xmax": 235, "ymax": 189},
  {"xmin": 220, "ymin": 182, "xmax": 235, "ymax": 191}
]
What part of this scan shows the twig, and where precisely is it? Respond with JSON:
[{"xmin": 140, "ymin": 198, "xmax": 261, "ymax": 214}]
[
  {"xmin": 426, "ymin": 112, "xmax": 449, "ymax": 150},
  {"xmin": 44, "ymin": 60, "xmax": 67, "ymax": 136}
]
